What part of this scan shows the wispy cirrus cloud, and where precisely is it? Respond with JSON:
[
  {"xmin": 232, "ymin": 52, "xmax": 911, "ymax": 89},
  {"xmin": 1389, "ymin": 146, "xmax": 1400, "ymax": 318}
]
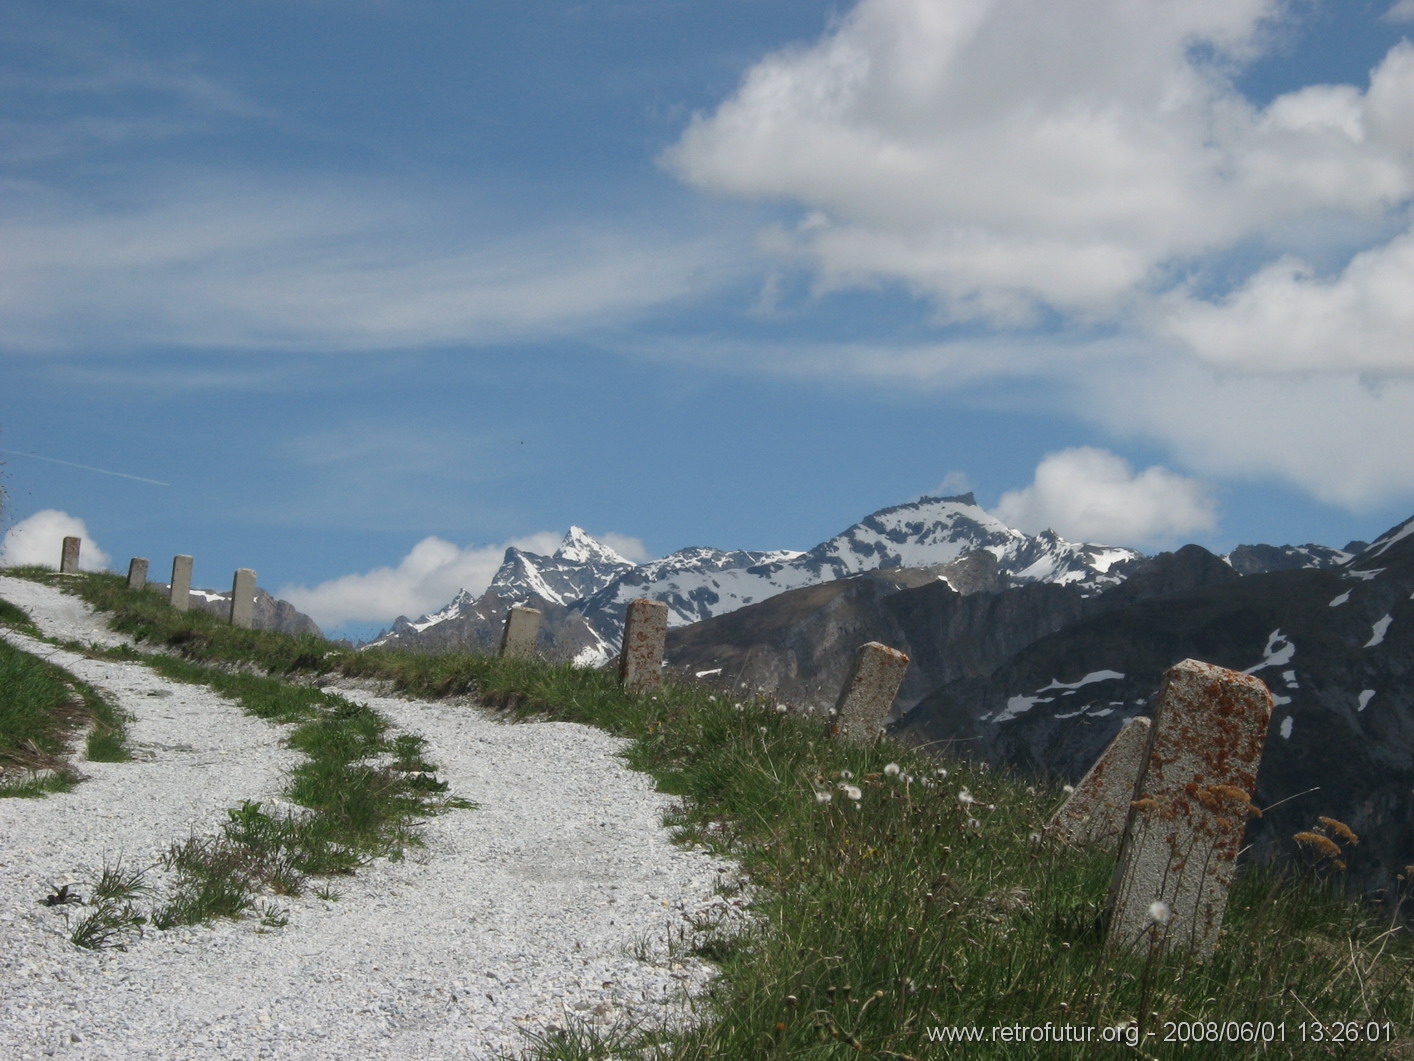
[{"xmin": 0, "ymin": 176, "xmax": 742, "ymax": 356}]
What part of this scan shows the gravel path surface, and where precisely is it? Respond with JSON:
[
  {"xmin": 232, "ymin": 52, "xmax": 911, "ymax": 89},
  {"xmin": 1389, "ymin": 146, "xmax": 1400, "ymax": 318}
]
[{"xmin": 0, "ymin": 577, "xmax": 744, "ymax": 1060}]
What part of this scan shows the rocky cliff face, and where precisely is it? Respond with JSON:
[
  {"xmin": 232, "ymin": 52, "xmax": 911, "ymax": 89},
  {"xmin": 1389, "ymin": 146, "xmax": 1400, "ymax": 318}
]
[
  {"xmin": 665, "ymin": 565, "xmax": 1091, "ymax": 712},
  {"xmin": 894, "ymin": 520, "xmax": 1414, "ymax": 913}
]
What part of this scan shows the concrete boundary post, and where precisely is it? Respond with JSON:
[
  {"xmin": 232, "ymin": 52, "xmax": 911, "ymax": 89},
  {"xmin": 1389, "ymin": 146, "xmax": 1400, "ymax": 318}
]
[
  {"xmin": 1105, "ymin": 659, "xmax": 1273, "ymax": 960},
  {"xmin": 619, "ymin": 598, "xmax": 669, "ymax": 694},
  {"xmin": 1047, "ymin": 715, "xmax": 1151, "ymax": 849},
  {"xmin": 230, "ymin": 568, "xmax": 257, "ymax": 628},
  {"xmin": 127, "ymin": 558, "xmax": 149, "ymax": 591},
  {"xmin": 169, "ymin": 555, "xmax": 193, "ymax": 613},
  {"xmin": 499, "ymin": 605, "xmax": 541, "ymax": 660},
  {"xmin": 829, "ymin": 642, "xmax": 909, "ymax": 743},
  {"xmin": 60, "ymin": 536, "xmax": 81, "ymax": 574}
]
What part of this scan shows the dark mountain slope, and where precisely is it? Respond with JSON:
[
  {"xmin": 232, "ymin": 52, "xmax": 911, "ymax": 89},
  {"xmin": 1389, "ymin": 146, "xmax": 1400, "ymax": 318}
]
[{"xmin": 895, "ymin": 521, "xmax": 1414, "ymax": 909}]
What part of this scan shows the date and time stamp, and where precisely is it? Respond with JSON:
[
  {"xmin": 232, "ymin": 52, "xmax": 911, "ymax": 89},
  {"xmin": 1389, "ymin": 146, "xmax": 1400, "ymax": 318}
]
[{"xmin": 924, "ymin": 1019, "xmax": 1399, "ymax": 1048}]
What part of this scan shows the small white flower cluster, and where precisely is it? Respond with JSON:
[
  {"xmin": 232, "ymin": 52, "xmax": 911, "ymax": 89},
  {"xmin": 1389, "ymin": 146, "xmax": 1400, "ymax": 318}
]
[{"xmin": 881, "ymin": 761, "xmax": 914, "ymax": 784}]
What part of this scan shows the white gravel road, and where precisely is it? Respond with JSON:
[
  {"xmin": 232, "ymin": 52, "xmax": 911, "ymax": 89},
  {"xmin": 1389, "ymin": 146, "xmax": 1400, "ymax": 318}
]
[{"xmin": 0, "ymin": 576, "xmax": 744, "ymax": 1060}]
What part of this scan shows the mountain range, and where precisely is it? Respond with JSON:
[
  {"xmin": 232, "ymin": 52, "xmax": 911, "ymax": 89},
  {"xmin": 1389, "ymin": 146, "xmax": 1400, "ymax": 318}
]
[
  {"xmin": 368, "ymin": 493, "xmax": 1142, "ymax": 660},
  {"xmin": 364, "ymin": 488, "xmax": 1409, "ymax": 913}
]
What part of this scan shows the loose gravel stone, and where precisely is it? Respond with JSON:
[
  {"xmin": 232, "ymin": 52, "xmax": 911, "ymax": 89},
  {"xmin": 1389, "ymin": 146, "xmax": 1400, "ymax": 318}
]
[{"xmin": 0, "ymin": 577, "xmax": 746, "ymax": 1060}]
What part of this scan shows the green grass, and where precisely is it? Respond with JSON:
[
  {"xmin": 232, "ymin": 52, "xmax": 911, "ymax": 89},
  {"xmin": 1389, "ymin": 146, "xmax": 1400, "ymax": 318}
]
[
  {"xmin": 0, "ymin": 595, "xmax": 39, "ymax": 633},
  {"xmin": 61, "ymin": 646, "xmax": 467, "ymax": 942},
  {"xmin": 0, "ymin": 594, "xmax": 131, "ymax": 792},
  {"xmin": 15, "ymin": 570, "xmax": 1414, "ymax": 1057}
]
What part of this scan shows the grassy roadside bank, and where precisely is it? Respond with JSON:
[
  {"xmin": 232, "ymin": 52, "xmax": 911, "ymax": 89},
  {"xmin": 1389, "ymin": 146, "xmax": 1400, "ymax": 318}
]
[
  {"xmin": 13, "ymin": 568, "xmax": 1414, "ymax": 1058},
  {"xmin": 0, "ymin": 594, "xmax": 131, "ymax": 796}
]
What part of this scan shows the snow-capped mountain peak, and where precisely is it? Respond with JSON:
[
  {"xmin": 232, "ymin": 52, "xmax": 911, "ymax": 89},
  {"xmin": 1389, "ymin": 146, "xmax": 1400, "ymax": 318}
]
[
  {"xmin": 488, "ymin": 528, "xmax": 637, "ymax": 607},
  {"xmin": 555, "ymin": 525, "xmax": 633, "ymax": 567}
]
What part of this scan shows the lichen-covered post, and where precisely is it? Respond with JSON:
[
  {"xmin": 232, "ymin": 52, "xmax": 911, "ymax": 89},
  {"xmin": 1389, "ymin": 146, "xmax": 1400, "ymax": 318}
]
[
  {"xmin": 1047, "ymin": 716, "xmax": 1151, "ymax": 849},
  {"xmin": 127, "ymin": 558, "xmax": 149, "ymax": 591},
  {"xmin": 498, "ymin": 605, "xmax": 541, "ymax": 660},
  {"xmin": 169, "ymin": 555, "xmax": 193, "ymax": 613},
  {"xmin": 229, "ymin": 568, "xmax": 256, "ymax": 628},
  {"xmin": 1105, "ymin": 659, "xmax": 1272, "ymax": 961},
  {"xmin": 59, "ymin": 536, "xmax": 81, "ymax": 573},
  {"xmin": 619, "ymin": 598, "xmax": 668, "ymax": 694},
  {"xmin": 828, "ymin": 642, "xmax": 909, "ymax": 743}
]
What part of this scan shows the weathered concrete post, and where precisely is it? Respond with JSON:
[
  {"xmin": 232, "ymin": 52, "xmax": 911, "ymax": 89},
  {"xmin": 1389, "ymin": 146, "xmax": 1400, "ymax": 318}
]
[
  {"xmin": 229, "ymin": 568, "xmax": 257, "ymax": 628},
  {"xmin": 498, "ymin": 605, "xmax": 541, "ymax": 660},
  {"xmin": 127, "ymin": 558, "xmax": 149, "ymax": 591},
  {"xmin": 59, "ymin": 536, "xmax": 81, "ymax": 573},
  {"xmin": 1106, "ymin": 659, "xmax": 1273, "ymax": 961},
  {"xmin": 1047, "ymin": 716, "xmax": 1151, "ymax": 848},
  {"xmin": 828, "ymin": 642, "xmax": 910, "ymax": 743},
  {"xmin": 169, "ymin": 555, "xmax": 193, "ymax": 613},
  {"xmin": 619, "ymin": 598, "xmax": 669, "ymax": 694}
]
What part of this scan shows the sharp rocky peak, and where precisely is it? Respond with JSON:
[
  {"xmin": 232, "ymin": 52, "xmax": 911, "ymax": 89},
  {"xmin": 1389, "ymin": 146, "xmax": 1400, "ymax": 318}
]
[{"xmin": 555, "ymin": 525, "xmax": 633, "ymax": 567}]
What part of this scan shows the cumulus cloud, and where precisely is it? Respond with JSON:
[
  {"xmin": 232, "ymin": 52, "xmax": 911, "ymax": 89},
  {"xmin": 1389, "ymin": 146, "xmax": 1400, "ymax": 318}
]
[
  {"xmin": 654, "ymin": 0, "xmax": 1414, "ymax": 511},
  {"xmin": 994, "ymin": 448, "xmax": 1217, "ymax": 546},
  {"xmin": 666, "ymin": 0, "xmax": 1414, "ymax": 328},
  {"xmin": 1160, "ymin": 222, "xmax": 1414, "ymax": 374},
  {"xmin": 0, "ymin": 509, "xmax": 110, "ymax": 570},
  {"xmin": 277, "ymin": 529, "xmax": 649, "ymax": 631}
]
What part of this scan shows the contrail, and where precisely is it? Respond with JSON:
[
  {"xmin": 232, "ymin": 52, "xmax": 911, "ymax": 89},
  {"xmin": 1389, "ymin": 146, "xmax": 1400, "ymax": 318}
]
[{"xmin": 0, "ymin": 449, "xmax": 171, "ymax": 486}]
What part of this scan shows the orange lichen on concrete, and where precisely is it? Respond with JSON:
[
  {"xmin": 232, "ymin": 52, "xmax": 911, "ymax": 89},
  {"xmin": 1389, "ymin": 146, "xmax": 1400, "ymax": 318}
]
[{"xmin": 1105, "ymin": 659, "xmax": 1273, "ymax": 961}]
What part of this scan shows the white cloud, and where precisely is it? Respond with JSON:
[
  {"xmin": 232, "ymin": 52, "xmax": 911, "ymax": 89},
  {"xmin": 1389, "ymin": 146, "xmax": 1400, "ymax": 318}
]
[
  {"xmin": 596, "ymin": 533, "xmax": 652, "ymax": 565},
  {"xmin": 1080, "ymin": 360, "xmax": 1414, "ymax": 510},
  {"xmin": 1384, "ymin": 0, "xmax": 1414, "ymax": 23},
  {"xmin": 0, "ymin": 177, "xmax": 741, "ymax": 355},
  {"xmin": 1160, "ymin": 221, "xmax": 1414, "ymax": 374},
  {"xmin": 0, "ymin": 509, "xmax": 110, "ymax": 570},
  {"xmin": 277, "ymin": 529, "xmax": 650, "ymax": 630},
  {"xmin": 665, "ymin": 1, "xmax": 1414, "ymax": 326},
  {"xmin": 655, "ymin": 1, "xmax": 1414, "ymax": 513},
  {"xmin": 925, "ymin": 470, "xmax": 975, "ymax": 499},
  {"xmin": 994, "ymin": 447, "xmax": 1218, "ymax": 546}
]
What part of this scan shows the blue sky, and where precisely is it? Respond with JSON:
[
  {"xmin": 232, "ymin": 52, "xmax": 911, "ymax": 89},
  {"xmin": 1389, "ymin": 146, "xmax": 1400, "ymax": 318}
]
[{"xmin": 3, "ymin": 0, "xmax": 1414, "ymax": 640}]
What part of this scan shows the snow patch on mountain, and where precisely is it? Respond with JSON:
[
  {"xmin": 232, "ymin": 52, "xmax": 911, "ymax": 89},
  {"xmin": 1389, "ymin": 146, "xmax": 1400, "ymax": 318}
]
[
  {"xmin": 1365, "ymin": 615, "xmax": 1393, "ymax": 648},
  {"xmin": 1246, "ymin": 630, "xmax": 1295, "ymax": 673}
]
